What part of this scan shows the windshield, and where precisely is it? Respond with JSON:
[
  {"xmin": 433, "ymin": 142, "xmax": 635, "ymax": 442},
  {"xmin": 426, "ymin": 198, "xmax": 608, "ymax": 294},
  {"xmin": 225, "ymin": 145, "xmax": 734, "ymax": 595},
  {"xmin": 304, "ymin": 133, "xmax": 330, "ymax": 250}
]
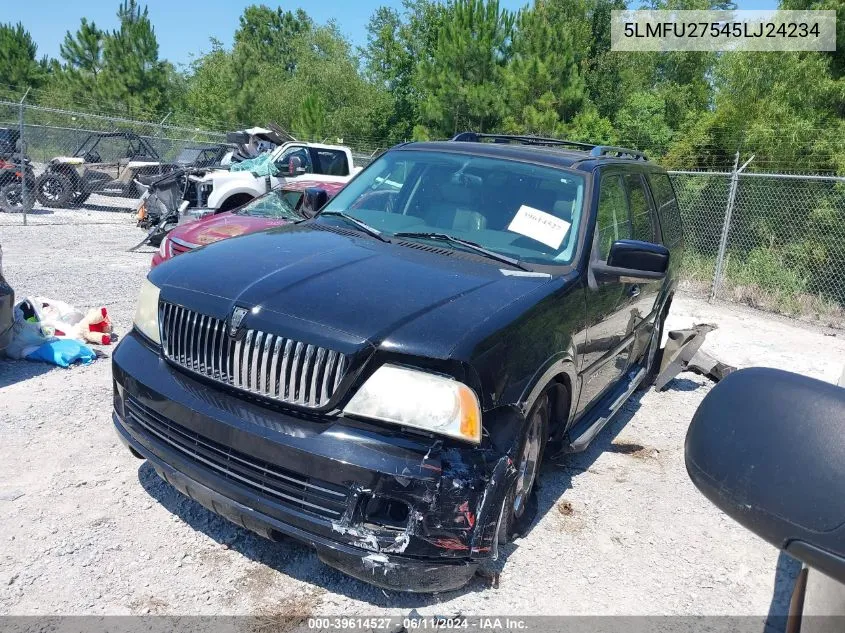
[
  {"xmin": 234, "ymin": 189, "xmax": 302, "ymax": 219},
  {"xmin": 320, "ymin": 150, "xmax": 586, "ymax": 266}
]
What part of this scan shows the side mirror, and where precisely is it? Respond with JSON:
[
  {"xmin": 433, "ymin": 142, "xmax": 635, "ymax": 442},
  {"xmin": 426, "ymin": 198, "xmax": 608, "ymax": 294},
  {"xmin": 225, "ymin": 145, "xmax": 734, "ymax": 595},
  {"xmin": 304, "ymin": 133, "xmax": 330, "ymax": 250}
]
[
  {"xmin": 591, "ymin": 239, "xmax": 668, "ymax": 284},
  {"xmin": 287, "ymin": 156, "xmax": 305, "ymax": 177},
  {"xmin": 301, "ymin": 187, "xmax": 329, "ymax": 218},
  {"xmin": 686, "ymin": 368, "xmax": 845, "ymax": 583}
]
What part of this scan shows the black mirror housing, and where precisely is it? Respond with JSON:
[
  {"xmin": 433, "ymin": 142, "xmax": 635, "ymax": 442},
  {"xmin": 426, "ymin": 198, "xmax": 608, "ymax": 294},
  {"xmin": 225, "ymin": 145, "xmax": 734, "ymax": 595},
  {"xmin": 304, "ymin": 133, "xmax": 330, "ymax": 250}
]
[
  {"xmin": 591, "ymin": 239, "xmax": 669, "ymax": 284},
  {"xmin": 301, "ymin": 187, "xmax": 329, "ymax": 218},
  {"xmin": 607, "ymin": 239, "xmax": 668, "ymax": 272},
  {"xmin": 686, "ymin": 368, "xmax": 845, "ymax": 583}
]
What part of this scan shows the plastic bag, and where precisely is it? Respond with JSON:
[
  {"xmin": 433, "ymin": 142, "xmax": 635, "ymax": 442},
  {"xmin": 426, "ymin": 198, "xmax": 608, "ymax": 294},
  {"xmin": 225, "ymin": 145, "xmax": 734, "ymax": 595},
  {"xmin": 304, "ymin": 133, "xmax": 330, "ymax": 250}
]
[
  {"xmin": 5, "ymin": 304, "xmax": 56, "ymax": 359},
  {"xmin": 30, "ymin": 296, "xmax": 86, "ymax": 337},
  {"xmin": 25, "ymin": 339, "xmax": 96, "ymax": 367}
]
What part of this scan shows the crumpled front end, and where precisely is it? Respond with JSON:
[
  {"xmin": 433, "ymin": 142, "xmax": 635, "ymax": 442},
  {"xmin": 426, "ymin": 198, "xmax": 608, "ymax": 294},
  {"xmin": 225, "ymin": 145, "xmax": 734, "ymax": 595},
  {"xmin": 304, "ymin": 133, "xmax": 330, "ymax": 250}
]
[{"xmin": 112, "ymin": 331, "xmax": 522, "ymax": 592}]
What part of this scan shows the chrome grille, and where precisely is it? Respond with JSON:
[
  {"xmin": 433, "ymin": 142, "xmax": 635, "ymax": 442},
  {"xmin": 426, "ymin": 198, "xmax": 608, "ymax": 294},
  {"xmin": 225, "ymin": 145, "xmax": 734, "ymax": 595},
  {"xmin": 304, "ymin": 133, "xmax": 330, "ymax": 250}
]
[
  {"xmin": 124, "ymin": 396, "xmax": 349, "ymax": 520},
  {"xmin": 159, "ymin": 302, "xmax": 348, "ymax": 409}
]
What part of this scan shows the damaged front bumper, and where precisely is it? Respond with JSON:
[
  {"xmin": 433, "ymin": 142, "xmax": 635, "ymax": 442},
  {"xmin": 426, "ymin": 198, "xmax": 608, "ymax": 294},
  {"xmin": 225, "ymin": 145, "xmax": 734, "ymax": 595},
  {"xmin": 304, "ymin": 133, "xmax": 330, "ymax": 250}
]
[{"xmin": 112, "ymin": 332, "xmax": 518, "ymax": 592}]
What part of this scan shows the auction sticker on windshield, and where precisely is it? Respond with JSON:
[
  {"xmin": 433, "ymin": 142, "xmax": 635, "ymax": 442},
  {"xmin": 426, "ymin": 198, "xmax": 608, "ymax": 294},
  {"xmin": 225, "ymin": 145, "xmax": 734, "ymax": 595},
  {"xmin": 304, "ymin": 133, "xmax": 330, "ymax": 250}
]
[{"xmin": 507, "ymin": 205, "xmax": 571, "ymax": 249}]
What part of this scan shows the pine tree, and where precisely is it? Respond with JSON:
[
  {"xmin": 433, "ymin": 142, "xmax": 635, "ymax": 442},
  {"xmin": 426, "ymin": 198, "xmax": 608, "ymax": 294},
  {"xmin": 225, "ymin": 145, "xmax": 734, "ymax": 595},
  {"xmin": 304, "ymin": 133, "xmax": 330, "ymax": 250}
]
[
  {"xmin": 419, "ymin": 0, "xmax": 513, "ymax": 135},
  {"xmin": 0, "ymin": 22, "xmax": 46, "ymax": 91},
  {"xmin": 502, "ymin": 2, "xmax": 586, "ymax": 135},
  {"xmin": 100, "ymin": 0, "xmax": 171, "ymax": 116},
  {"xmin": 57, "ymin": 19, "xmax": 104, "ymax": 104}
]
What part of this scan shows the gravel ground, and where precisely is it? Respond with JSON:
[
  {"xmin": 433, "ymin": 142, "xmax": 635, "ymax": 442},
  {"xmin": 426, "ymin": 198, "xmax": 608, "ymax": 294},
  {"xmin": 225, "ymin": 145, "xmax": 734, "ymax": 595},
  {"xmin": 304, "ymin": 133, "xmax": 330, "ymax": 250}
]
[{"xmin": 1, "ymin": 210, "xmax": 844, "ymax": 617}]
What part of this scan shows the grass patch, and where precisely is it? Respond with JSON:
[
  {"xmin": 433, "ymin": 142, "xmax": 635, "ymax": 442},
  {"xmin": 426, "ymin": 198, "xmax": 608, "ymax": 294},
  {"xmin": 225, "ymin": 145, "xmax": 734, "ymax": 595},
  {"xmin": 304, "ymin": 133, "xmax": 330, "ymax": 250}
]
[{"xmin": 680, "ymin": 248, "xmax": 845, "ymax": 328}]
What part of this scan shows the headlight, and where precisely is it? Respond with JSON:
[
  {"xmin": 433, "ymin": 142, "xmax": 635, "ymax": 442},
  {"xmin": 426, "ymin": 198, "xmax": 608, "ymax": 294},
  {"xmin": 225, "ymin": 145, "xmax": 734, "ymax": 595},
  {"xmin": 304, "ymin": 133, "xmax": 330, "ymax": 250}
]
[
  {"xmin": 133, "ymin": 278, "xmax": 161, "ymax": 344},
  {"xmin": 158, "ymin": 235, "xmax": 170, "ymax": 258},
  {"xmin": 197, "ymin": 183, "xmax": 212, "ymax": 207},
  {"xmin": 344, "ymin": 364, "xmax": 481, "ymax": 443}
]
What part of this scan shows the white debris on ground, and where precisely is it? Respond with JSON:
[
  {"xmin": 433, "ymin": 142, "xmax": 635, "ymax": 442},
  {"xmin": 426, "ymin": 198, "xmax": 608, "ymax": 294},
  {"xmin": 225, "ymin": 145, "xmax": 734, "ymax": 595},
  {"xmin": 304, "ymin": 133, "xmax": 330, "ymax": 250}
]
[{"xmin": 1, "ymin": 209, "xmax": 843, "ymax": 616}]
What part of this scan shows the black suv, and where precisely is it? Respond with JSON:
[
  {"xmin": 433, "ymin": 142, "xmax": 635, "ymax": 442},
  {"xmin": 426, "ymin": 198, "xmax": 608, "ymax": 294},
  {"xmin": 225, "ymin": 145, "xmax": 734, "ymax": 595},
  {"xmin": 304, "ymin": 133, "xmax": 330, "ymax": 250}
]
[{"xmin": 113, "ymin": 133, "xmax": 683, "ymax": 592}]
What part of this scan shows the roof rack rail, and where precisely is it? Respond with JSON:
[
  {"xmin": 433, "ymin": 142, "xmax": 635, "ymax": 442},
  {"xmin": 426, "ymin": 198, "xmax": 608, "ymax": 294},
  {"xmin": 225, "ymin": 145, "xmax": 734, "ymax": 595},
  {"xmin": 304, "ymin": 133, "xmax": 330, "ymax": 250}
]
[
  {"xmin": 589, "ymin": 146, "xmax": 649, "ymax": 161},
  {"xmin": 451, "ymin": 132, "xmax": 596, "ymax": 151}
]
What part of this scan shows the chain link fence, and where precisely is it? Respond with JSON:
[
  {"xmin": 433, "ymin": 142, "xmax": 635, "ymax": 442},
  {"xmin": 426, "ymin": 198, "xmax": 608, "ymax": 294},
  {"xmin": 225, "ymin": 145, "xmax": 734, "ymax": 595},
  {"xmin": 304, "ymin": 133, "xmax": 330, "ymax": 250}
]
[{"xmin": 670, "ymin": 169, "xmax": 845, "ymax": 328}]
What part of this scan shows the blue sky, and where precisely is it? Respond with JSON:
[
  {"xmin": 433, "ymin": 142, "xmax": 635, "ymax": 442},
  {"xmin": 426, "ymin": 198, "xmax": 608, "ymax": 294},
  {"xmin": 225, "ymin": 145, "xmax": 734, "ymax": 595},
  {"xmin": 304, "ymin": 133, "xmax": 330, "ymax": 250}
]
[{"xmin": 7, "ymin": 0, "xmax": 780, "ymax": 68}]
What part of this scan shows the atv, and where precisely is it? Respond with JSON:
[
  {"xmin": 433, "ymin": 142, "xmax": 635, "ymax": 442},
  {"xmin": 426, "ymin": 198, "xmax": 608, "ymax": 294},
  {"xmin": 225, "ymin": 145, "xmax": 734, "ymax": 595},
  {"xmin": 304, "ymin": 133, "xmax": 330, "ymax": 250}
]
[
  {"xmin": 0, "ymin": 152, "xmax": 36, "ymax": 214},
  {"xmin": 33, "ymin": 131, "xmax": 170, "ymax": 209}
]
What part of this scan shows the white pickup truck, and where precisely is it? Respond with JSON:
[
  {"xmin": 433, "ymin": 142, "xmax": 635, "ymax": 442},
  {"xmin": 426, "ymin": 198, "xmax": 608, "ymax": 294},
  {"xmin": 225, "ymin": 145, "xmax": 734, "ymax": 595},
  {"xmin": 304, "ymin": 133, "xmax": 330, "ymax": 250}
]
[{"xmin": 187, "ymin": 141, "xmax": 359, "ymax": 213}]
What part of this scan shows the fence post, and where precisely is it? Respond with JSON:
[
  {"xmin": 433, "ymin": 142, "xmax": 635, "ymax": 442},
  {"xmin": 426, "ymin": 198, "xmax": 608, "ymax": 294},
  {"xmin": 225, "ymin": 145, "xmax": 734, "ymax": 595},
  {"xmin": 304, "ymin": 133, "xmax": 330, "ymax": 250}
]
[
  {"xmin": 158, "ymin": 111, "xmax": 172, "ymax": 159},
  {"xmin": 18, "ymin": 88, "xmax": 30, "ymax": 226},
  {"xmin": 710, "ymin": 152, "xmax": 754, "ymax": 302}
]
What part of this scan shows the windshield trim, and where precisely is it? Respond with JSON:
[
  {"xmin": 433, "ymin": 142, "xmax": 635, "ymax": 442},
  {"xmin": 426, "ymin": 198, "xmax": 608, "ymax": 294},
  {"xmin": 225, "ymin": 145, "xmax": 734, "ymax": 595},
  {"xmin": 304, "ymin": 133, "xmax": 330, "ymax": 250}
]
[{"xmin": 320, "ymin": 148, "xmax": 594, "ymax": 275}]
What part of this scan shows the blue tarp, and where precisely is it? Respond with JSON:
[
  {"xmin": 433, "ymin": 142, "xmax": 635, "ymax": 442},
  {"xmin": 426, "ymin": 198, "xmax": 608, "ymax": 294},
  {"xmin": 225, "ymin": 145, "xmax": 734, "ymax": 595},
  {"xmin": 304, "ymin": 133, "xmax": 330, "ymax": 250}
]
[{"xmin": 25, "ymin": 339, "xmax": 96, "ymax": 368}]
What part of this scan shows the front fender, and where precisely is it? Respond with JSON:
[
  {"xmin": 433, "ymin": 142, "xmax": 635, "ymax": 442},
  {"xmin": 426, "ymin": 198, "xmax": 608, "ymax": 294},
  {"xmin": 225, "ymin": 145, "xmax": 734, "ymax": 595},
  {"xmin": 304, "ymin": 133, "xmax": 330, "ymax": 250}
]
[{"xmin": 518, "ymin": 355, "xmax": 579, "ymax": 423}]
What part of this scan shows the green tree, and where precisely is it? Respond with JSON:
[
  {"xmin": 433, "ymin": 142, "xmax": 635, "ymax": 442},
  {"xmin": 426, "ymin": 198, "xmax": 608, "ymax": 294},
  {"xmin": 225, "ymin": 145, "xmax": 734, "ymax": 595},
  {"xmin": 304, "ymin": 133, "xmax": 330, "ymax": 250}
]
[
  {"xmin": 55, "ymin": 19, "xmax": 105, "ymax": 104},
  {"xmin": 362, "ymin": 0, "xmax": 445, "ymax": 141},
  {"xmin": 181, "ymin": 40, "xmax": 239, "ymax": 128},
  {"xmin": 49, "ymin": 1, "xmax": 173, "ymax": 117},
  {"xmin": 502, "ymin": 2, "xmax": 586, "ymax": 135},
  {"xmin": 233, "ymin": 5, "xmax": 312, "ymax": 71},
  {"xmin": 0, "ymin": 22, "xmax": 46, "ymax": 90},
  {"xmin": 295, "ymin": 94, "xmax": 328, "ymax": 139},
  {"xmin": 615, "ymin": 91, "xmax": 673, "ymax": 155},
  {"xmin": 100, "ymin": 0, "xmax": 172, "ymax": 115},
  {"xmin": 419, "ymin": 0, "xmax": 514, "ymax": 135}
]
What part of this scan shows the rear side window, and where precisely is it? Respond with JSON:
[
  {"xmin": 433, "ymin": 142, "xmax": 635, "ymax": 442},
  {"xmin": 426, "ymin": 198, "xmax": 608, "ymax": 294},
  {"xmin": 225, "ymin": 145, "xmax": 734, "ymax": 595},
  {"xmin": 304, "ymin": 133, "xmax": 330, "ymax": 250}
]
[
  {"xmin": 596, "ymin": 174, "xmax": 631, "ymax": 260},
  {"xmin": 647, "ymin": 172, "xmax": 683, "ymax": 247},
  {"xmin": 311, "ymin": 149, "xmax": 349, "ymax": 176}
]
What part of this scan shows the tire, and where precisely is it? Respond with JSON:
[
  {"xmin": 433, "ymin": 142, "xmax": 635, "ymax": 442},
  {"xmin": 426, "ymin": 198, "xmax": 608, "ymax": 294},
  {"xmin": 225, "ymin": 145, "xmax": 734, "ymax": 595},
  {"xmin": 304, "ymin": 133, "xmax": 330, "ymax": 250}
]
[
  {"xmin": 498, "ymin": 393, "xmax": 550, "ymax": 544},
  {"xmin": 35, "ymin": 172, "xmax": 74, "ymax": 208},
  {"xmin": 69, "ymin": 190, "xmax": 90, "ymax": 207},
  {"xmin": 218, "ymin": 194, "xmax": 254, "ymax": 213},
  {"xmin": 0, "ymin": 182, "xmax": 33, "ymax": 213}
]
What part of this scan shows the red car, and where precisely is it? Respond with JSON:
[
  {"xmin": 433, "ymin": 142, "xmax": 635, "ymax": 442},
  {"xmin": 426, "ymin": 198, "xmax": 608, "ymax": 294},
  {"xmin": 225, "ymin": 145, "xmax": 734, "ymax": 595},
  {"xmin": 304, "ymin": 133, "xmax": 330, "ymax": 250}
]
[{"xmin": 151, "ymin": 180, "xmax": 345, "ymax": 268}]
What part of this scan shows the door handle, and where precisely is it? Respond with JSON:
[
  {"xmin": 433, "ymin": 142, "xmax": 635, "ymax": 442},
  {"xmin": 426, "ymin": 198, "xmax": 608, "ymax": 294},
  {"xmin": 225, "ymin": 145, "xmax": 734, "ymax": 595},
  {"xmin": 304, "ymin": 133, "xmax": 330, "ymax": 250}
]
[{"xmin": 629, "ymin": 285, "xmax": 641, "ymax": 298}]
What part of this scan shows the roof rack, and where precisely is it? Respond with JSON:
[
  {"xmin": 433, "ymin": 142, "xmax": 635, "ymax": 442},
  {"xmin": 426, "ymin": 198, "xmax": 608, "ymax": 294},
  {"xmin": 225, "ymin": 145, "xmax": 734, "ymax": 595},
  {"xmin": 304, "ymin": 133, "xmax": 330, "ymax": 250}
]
[
  {"xmin": 451, "ymin": 132, "xmax": 648, "ymax": 161},
  {"xmin": 589, "ymin": 146, "xmax": 649, "ymax": 161},
  {"xmin": 451, "ymin": 132, "xmax": 596, "ymax": 151}
]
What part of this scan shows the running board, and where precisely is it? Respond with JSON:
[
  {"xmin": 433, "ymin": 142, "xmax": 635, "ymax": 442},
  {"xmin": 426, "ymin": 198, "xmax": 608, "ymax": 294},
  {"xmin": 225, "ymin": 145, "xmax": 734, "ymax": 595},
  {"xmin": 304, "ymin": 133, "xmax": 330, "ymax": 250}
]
[{"xmin": 565, "ymin": 366, "xmax": 647, "ymax": 453}]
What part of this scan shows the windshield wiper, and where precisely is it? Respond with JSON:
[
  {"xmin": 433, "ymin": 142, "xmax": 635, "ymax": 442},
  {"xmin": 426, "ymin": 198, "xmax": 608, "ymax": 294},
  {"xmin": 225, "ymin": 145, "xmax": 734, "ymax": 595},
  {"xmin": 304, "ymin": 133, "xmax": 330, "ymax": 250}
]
[
  {"xmin": 393, "ymin": 232, "xmax": 529, "ymax": 271},
  {"xmin": 317, "ymin": 210, "xmax": 389, "ymax": 242}
]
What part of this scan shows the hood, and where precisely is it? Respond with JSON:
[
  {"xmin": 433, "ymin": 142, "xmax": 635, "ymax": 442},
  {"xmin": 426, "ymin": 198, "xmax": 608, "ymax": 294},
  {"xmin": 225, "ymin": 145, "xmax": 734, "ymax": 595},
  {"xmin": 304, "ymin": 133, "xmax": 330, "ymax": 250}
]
[
  {"xmin": 150, "ymin": 222, "xmax": 554, "ymax": 359},
  {"xmin": 169, "ymin": 211, "xmax": 289, "ymax": 247}
]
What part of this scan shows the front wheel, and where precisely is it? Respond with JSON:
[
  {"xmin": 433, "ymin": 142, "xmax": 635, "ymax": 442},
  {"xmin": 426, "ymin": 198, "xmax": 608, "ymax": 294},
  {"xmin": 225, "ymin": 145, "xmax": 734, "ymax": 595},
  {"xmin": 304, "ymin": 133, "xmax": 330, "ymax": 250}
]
[
  {"xmin": 34, "ymin": 172, "xmax": 74, "ymax": 208},
  {"xmin": 498, "ymin": 393, "xmax": 549, "ymax": 544},
  {"xmin": 0, "ymin": 182, "xmax": 34, "ymax": 213}
]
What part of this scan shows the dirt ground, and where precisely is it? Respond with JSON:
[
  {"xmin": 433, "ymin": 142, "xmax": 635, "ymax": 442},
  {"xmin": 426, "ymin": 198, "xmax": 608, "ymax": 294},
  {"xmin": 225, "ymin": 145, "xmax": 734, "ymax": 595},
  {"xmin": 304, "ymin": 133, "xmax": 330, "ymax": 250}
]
[{"xmin": 2, "ymin": 209, "xmax": 844, "ymax": 617}]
